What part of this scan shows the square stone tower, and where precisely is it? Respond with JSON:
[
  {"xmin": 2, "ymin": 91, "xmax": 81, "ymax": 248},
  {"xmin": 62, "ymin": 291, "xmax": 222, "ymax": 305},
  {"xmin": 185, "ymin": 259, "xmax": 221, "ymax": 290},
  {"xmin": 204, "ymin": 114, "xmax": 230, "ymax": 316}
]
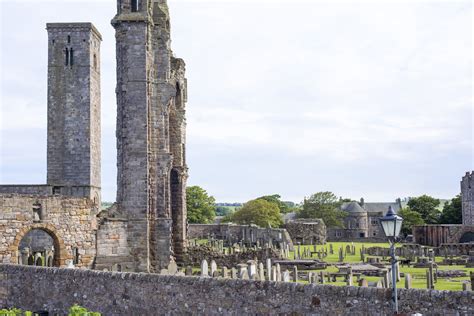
[
  {"xmin": 111, "ymin": 0, "xmax": 188, "ymax": 272},
  {"xmin": 46, "ymin": 23, "xmax": 102, "ymax": 205},
  {"xmin": 461, "ymin": 171, "xmax": 474, "ymax": 225}
]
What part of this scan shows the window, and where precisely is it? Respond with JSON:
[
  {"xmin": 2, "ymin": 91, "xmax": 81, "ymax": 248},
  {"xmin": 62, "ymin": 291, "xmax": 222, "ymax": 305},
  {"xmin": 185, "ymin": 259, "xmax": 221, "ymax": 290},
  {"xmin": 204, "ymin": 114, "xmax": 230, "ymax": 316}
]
[
  {"xmin": 131, "ymin": 0, "xmax": 139, "ymax": 12},
  {"xmin": 373, "ymin": 231, "xmax": 377, "ymax": 236},
  {"xmin": 69, "ymin": 48, "xmax": 74, "ymax": 66},
  {"xmin": 336, "ymin": 231, "xmax": 342, "ymax": 237},
  {"xmin": 356, "ymin": 222, "xmax": 360, "ymax": 228},
  {"xmin": 93, "ymin": 54, "xmax": 97, "ymax": 70},
  {"xmin": 67, "ymin": 35, "xmax": 71, "ymax": 43},
  {"xmin": 371, "ymin": 219, "xmax": 378, "ymax": 226},
  {"xmin": 65, "ymin": 48, "xmax": 69, "ymax": 66}
]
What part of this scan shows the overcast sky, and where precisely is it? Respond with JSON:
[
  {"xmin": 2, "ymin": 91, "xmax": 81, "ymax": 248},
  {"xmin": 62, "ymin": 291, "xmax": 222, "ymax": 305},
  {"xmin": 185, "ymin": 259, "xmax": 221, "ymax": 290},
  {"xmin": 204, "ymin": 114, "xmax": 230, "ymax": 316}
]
[{"xmin": 0, "ymin": 0, "xmax": 472, "ymax": 203}]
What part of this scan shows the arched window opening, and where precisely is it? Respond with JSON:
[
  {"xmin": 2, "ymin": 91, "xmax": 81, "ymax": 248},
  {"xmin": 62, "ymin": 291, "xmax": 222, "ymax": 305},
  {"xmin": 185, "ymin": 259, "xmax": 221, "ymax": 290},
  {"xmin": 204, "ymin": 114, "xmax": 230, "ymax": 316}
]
[
  {"xmin": 69, "ymin": 48, "xmax": 74, "ymax": 66},
  {"xmin": 67, "ymin": 35, "xmax": 71, "ymax": 43},
  {"xmin": 131, "ymin": 0, "xmax": 139, "ymax": 12},
  {"xmin": 19, "ymin": 229, "xmax": 57, "ymax": 266},
  {"xmin": 35, "ymin": 256, "xmax": 43, "ymax": 267},
  {"xmin": 65, "ymin": 48, "xmax": 69, "ymax": 66}
]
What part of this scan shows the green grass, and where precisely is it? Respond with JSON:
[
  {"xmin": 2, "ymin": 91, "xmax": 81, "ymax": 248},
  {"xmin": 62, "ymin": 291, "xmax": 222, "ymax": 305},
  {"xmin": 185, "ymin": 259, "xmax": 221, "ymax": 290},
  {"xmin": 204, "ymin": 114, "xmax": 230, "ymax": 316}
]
[{"xmin": 291, "ymin": 242, "xmax": 474, "ymax": 291}]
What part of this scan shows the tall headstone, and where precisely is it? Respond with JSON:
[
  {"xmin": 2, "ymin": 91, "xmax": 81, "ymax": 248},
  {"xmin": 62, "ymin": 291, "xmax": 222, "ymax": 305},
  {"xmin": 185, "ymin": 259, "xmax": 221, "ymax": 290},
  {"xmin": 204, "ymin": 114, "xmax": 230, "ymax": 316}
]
[
  {"xmin": 210, "ymin": 260, "xmax": 217, "ymax": 277},
  {"xmin": 200, "ymin": 260, "xmax": 209, "ymax": 277},
  {"xmin": 404, "ymin": 273, "xmax": 412, "ymax": 289},
  {"xmin": 266, "ymin": 258, "xmax": 272, "ymax": 281},
  {"xmin": 258, "ymin": 262, "xmax": 265, "ymax": 281},
  {"xmin": 292, "ymin": 266, "xmax": 298, "ymax": 282}
]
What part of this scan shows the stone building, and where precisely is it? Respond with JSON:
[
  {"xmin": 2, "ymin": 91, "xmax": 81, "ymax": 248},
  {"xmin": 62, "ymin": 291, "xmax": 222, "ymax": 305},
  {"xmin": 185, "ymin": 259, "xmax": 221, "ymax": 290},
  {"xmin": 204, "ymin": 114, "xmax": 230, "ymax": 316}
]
[
  {"xmin": 0, "ymin": 0, "xmax": 188, "ymax": 273},
  {"xmin": 327, "ymin": 199, "xmax": 403, "ymax": 241},
  {"xmin": 0, "ymin": 23, "xmax": 102, "ymax": 268},
  {"xmin": 285, "ymin": 218, "xmax": 326, "ymax": 245}
]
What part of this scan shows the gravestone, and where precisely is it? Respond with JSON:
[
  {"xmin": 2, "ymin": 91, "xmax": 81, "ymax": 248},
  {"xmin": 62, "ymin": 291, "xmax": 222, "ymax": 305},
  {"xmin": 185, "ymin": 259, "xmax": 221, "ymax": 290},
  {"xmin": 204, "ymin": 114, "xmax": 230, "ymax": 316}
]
[
  {"xmin": 200, "ymin": 260, "xmax": 209, "ymax": 277},
  {"xmin": 185, "ymin": 266, "xmax": 193, "ymax": 276},
  {"xmin": 339, "ymin": 247, "xmax": 344, "ymax": 262},
  {"xmin": 276, "ymin": 263, "xmax": 281, "ymax": 282},
  {"xmin": 347, "ymin": 266, "xmax": 353, "ymax": 286},
  {"xmin": 293, "ymin": 266, "xmax": 298, "ymax": 282},
  {"xmin": 404, "ymin": 273, "xmax": 412, "ymax": 289},
  {"xmin": 222, "ymin": 266, "xmax": 229, "ymax": 278},
  {"xmin": 462, "ymin": 282, "xmax": 472, "ymax": 291},
  {"xmin": 258, "ymin": 262, "xmax": 265, "ymax": 280},
  {"xmin": 231, "ymin": 267, "xmax": 238, "ymax": 279},
  {"xmin": 210, "ymin": 260, "xmax": 218, "ymax": 277},
  {"xmin": 308, "ymin": 272, "xmax": 313, "ymax": 284},
  {"xmin": 282, "ymin": 270, "xmax": 290, "ymax": 282},
  {"xmin": 359, "ymin": 278, "xmax": 368, "ymax": 287},
  {"xmin": 266, "ymin": 258, "xmax": 272, "ymax": 281},
  {"xmin": 272, "ymin": 266, "xmax": 277, "ymax": 281},
  {"xmin": 320, "ymin": 271, "xmax": 325, "ymax": 284},
  {"xmin": 329, "ymin": 244, "xmax": 334, "ymax": 254},
  {"xmin": 247, "ymin": 260, "xmax": 257, "ymax": 279}
]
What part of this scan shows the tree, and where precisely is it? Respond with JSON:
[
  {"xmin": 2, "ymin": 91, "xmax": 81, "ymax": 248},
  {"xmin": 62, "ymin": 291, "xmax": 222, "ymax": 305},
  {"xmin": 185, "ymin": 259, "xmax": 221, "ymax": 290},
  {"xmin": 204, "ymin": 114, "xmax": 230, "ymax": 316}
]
[
  {"xmin": 256, "ymin": 194, "xmax": 296, "ymax": 214},
  {"xmin": 407, "ymin": 195, "xmax": 441, "ymax": 224},
  {"xmin": 229, "ymin": 199, "xmax": 283, "ymax": 228},
  {"xmin": 398, "ymin": 207, "xmax": 425, "ymax": 236},
  {"xmin": 297, "ymin": 191, "xmax": 347, "ymax": 228},
  {"xmin": 215, "ymin": 206, "xmax": 234, "ymax": 217},
  {"xmin": 186, "ymin": 186, "xmax": 216, "ymax": 224},
  {"xmin": 439, "ymin": 195, "xmax": 462, "ymax": 224}
]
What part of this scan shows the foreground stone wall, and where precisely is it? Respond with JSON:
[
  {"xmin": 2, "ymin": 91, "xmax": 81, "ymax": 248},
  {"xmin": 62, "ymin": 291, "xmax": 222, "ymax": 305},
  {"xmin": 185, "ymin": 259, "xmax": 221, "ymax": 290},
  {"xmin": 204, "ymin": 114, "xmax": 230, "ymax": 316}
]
[{"xmin": 0, "ymin": 265, "xmax": 472, "ymax": 315}]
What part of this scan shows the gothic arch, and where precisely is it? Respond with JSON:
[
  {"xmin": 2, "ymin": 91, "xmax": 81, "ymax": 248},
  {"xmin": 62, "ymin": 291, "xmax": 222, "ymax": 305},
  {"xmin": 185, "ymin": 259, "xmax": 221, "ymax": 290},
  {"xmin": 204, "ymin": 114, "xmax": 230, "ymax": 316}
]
[{"xmin": 11, "ymin": 223, "xmax": 69, "ymax": 267}]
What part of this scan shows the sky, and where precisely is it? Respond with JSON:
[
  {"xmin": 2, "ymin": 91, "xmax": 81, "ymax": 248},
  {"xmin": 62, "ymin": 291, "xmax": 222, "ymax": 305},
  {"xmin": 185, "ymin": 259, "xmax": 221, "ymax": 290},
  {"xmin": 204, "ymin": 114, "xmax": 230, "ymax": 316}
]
[{"xmin": 0, "ymin": 0, "xmax": 472, "ymax": 204}]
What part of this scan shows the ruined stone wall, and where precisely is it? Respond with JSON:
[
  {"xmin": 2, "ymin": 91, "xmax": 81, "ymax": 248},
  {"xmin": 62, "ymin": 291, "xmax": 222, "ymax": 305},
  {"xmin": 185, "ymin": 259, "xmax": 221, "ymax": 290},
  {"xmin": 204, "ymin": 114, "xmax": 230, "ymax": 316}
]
[
  {"xmin": 188, "ymin": 224, "xmax": 292, "ymax": 247},
  {"xmin": 462, "ymin": 171, "xmax": 474, "ymax": 225},
  {"xmin": 413, "ymin": 224, "xmax": 474, "ymax": 246},
  {"xmin": 0, "ymin": 265, "xmax": 472, "ymax": 315},
  {"xmin": 285, "ymin": 219, "xmax": 326, "ymax": 244},
  {"xmin": 0, "ymin": 186, "xmax": 52, "ymax": 195},
  {"xmin": 0, "ymin": 194, "xmax": 97, "ymax": 267}
]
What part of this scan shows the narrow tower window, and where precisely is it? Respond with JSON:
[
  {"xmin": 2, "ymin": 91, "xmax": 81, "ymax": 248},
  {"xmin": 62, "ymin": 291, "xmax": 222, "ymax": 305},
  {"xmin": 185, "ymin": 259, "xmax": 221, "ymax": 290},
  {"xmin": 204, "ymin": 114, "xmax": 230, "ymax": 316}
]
[
  {"xmin": 65, "ymin": 48, "xmax": 69, "ymax": 66},
  {"xmin": 131, "ymin": 0, "xmax": 139, "ymax": 12},
  {"xmin": 93, "ymin": 54, "xmax": 97, "ymax": 70},
  {"xmin": 67, "ymin": 35, "xmax": 71, "ymax": 43},
  {"xmin": 70, "ymin": 48, "xmax": 74, "ymax": 66}
]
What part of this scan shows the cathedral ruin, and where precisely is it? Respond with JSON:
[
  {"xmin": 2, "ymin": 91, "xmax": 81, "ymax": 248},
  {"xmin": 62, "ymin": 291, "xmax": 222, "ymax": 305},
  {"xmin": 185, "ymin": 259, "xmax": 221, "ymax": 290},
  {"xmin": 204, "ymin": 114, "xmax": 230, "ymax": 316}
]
[{"xmin": 0, "ymin": 0, "xmax": 187, "ymax": 273}]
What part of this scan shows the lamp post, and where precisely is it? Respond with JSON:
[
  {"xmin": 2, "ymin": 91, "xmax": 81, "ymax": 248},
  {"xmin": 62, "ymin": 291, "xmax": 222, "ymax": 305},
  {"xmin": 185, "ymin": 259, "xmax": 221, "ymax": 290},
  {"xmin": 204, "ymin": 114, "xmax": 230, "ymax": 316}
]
[{"xmin": 379, "ymin": 206, "xmax": 403, "ymax": 314}]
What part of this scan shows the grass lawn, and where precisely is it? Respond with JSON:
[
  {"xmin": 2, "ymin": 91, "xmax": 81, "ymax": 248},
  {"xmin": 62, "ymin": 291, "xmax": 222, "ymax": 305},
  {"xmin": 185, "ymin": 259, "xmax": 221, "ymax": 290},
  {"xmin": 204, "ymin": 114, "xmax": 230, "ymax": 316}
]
[{"xmin": 290, "ymin": 242, "xmax": 474, "ymax": 291}]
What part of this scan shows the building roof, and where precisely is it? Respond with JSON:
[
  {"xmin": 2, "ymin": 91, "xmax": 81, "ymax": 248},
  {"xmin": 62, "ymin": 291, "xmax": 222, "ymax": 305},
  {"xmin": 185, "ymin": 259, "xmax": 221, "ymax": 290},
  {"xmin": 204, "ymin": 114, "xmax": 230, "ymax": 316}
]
[{"xmin": 342, "ymin": 201, "xmax": 366, "ymax": 213}]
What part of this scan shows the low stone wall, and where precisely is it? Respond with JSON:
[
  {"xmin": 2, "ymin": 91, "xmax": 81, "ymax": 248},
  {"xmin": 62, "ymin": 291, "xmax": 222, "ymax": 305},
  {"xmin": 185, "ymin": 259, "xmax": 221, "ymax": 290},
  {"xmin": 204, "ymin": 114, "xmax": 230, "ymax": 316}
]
[{"xmin": 0, "ymin": 264, "xmax": 473, "ymax": 315}]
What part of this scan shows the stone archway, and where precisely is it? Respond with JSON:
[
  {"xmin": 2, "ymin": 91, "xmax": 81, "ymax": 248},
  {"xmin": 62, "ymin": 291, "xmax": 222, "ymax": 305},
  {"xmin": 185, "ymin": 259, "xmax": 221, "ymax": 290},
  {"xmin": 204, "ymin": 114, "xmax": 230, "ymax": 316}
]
[{"xmin": 11, "ymin": 223, "xmax": 69, "ymax": 267}]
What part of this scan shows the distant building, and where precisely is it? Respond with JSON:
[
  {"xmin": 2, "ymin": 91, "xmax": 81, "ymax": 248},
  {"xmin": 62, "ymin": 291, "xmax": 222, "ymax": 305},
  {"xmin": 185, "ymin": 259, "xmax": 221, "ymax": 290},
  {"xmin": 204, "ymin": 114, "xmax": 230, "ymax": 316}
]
[{"xmin": 327, "ymin": 199, "xmax": 403, "ymax": 241}]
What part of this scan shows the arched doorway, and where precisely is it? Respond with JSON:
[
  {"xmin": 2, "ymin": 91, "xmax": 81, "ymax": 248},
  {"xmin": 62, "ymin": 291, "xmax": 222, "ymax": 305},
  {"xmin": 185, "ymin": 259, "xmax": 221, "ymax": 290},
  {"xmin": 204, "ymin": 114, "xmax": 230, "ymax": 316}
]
[
  {"xmin": 12, "ymin": 223, "xmax": 68, "ymax": 267},
  {"xmin": 460, "ymin": 232, "xmax": 474, "ymax": 243}
]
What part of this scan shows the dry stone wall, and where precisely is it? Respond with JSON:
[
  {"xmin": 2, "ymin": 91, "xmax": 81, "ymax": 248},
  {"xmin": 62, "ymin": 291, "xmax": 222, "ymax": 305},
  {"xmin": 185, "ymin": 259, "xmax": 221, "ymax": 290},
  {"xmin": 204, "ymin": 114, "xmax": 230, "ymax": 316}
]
[
  {"xmin": 0, "ymin": 264, "xmax": 472, "ymax": 315},
  {"xmin": 0, "ymin": 194, "xmax": 97, "ymax": 267}
]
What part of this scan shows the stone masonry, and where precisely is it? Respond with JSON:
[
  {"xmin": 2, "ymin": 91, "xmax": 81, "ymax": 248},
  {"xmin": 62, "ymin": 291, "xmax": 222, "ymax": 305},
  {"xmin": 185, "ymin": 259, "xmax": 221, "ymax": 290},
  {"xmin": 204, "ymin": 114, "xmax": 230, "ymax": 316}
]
[
  {"xmin": 105, "ymin": 0, "xmax": 188, "ymax": 272},
  {"xmin": 461, "ymin": 171, "xmax": 474, "ymax": 226},
  {"xmin": 0, "ymin": 195, "xmax": 97, "ymax": 268},
  {"xmin": 0, "ymin": 23, "xmax": 102, "ymax": 269},
  {"xmin": 0, "ymin": 264, "xmax": 472, "ymax": 315}
]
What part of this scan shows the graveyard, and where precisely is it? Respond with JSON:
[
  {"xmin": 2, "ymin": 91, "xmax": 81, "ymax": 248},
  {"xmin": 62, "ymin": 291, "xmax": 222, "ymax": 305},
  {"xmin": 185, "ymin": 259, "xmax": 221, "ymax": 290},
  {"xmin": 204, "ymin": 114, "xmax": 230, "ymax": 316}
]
[{"xmin": 179, "ymin": 239, "xmax": 474, "ymax": 292}]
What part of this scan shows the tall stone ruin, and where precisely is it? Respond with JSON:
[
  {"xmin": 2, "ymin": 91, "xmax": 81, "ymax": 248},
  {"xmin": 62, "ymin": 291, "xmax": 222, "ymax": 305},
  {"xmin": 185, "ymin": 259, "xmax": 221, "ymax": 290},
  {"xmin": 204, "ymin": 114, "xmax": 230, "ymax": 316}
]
[
  {"xmin": 111, "ymin": 0, "xmax": 188, "ymax": 272},
  {"xmin": 461, "ymin": 171, "xmax": 474, "ymax": 226}
]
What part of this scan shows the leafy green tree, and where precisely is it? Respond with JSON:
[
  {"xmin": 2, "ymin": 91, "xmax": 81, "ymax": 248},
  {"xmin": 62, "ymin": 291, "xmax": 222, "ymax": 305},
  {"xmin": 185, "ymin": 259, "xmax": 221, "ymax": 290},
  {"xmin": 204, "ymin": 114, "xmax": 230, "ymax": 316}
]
[
  {"xmin": 439, "ymin": 195, "xmax": 462, "ymax": 224},
  {"xmin": 215, "ymin": 206, "xmax": 234, "ymax": 217},
  {"xmin": 297, "ymin": 191, "xmax": 347, "ymax": 228},
  {"xmin": 407, "ymin": 195, "xmax": 441, "ymax": 224},
  {"xmin": 230, "ymin": 199, "xmax": 283, "ymax": 228},
  {"xmin": 186, "ymin": 186, "xmax": 216, "ymax": 224},
  {"xmin": 398, "ymin": 207, "xmax": 425, "ymax": 236},
  {"xmin": 256, "ymin": 194, "xmax": 296, "ymax": 214}
]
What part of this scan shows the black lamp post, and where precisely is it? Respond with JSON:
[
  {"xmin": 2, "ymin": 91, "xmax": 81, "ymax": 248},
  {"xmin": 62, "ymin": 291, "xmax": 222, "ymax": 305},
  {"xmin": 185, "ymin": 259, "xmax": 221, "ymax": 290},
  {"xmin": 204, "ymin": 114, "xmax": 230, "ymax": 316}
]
[{"xmin": 379, "ymin": 206, "xmax": 403, "ymax": 314}]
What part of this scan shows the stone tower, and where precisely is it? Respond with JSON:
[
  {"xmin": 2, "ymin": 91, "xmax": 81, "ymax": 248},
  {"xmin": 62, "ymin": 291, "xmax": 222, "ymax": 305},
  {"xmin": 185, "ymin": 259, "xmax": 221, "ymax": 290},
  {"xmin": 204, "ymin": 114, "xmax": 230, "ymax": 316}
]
[
  {"xmin": 112, "ymin": 0, "xmax": 188, "ymax": 272},
  {"xmin": 46, "ymin": 23, "xmax": 102, "ymax": 205},
  {"xmin": 461, "ymin": 171, "xmax": 474, "ymax": 226}
]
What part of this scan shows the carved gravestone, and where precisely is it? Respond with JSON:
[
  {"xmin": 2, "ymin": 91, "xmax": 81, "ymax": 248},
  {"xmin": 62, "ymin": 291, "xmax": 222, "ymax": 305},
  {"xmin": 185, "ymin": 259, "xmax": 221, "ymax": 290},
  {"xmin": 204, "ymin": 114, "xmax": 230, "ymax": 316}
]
[{"xmin": 201, "ymin": 259, "xmax": 209, "ymax": 277}]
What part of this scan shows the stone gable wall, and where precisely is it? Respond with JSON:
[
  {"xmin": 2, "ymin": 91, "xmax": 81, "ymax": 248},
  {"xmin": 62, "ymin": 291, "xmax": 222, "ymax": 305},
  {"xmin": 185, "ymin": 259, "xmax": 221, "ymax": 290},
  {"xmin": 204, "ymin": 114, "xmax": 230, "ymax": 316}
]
[
  {"xmin": 0, "ymin": 194, "xmax": 97, "ymax": 267},
  {"xmin": 0, "ymin": 264, "xmax": 472, "ymax": 315}
]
